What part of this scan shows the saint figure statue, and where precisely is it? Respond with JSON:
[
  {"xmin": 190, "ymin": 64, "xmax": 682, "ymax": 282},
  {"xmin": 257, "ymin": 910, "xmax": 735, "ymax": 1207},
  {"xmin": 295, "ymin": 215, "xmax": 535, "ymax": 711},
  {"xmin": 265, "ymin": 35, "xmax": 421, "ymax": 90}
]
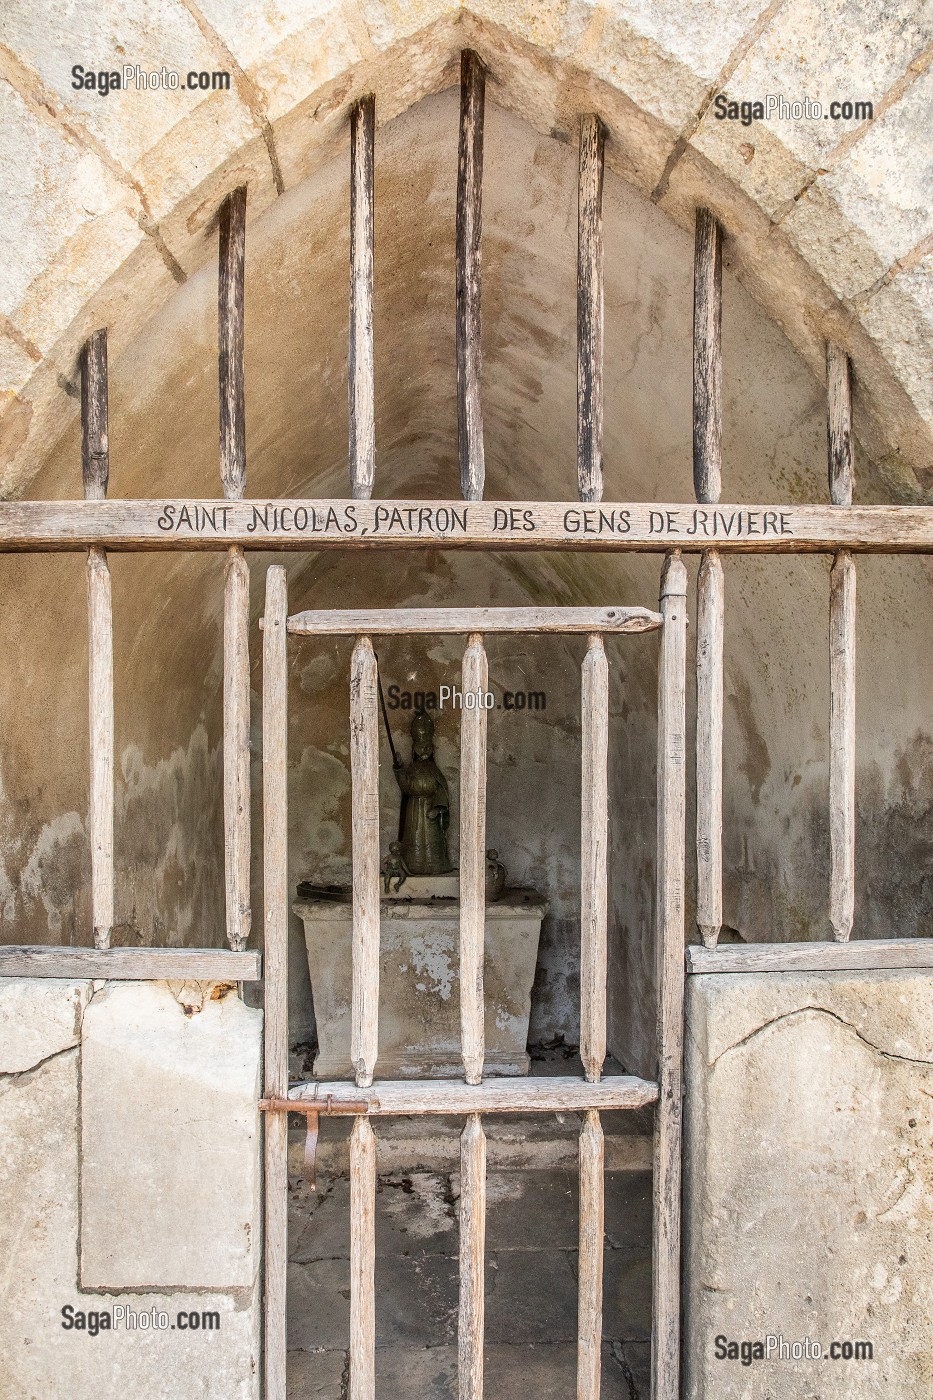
[{"xmin": 394, "ymin": 712, "xmax": 453, "ymax": 875}]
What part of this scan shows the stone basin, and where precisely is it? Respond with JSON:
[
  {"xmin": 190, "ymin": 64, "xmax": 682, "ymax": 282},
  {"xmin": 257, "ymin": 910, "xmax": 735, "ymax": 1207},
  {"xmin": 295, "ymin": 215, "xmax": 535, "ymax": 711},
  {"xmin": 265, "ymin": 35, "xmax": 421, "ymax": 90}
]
[{"xmin": 294, "ymin": 886, "xmax": 548, "ymax": 1079}]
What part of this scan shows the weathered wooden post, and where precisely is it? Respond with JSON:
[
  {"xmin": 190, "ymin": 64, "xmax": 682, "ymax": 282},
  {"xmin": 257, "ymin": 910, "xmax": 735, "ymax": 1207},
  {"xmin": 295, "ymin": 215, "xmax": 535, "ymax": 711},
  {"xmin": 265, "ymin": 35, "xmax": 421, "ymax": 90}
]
[
  {"xmin": 457, "ymin": 50, "xmax": 486, "ymax": 502},
  {"xmin": 827, "ymin": 342, "xmax": 856, "ymax": 941},
  {"xmin": 652, "ymin": 551, "xmax": 688, "ymax": 1400},
  {"xmin": 219, "ymin": 186, "xmax": 252, "ymax": 953},
  {"xmin": 262, "ymin": 564, "xmax": 289, "ymax": 1400},
  {"xmin": 577, "ymin": 114, "xmax": 605, "ymax": 504},
  {"xmin": 693, "ymin": 207, "xmax": 724, "ymax": 950},
  {"xmin": 580, "ymin": 633, "xmax": 608, "ymax": 1083},
  {"xmin": 81, "ymin": 329, "xmax": 114, "ymax": 952},
  {"xmin": 350, "ymin": 95, "xmax": 376, "ymax": 501}
]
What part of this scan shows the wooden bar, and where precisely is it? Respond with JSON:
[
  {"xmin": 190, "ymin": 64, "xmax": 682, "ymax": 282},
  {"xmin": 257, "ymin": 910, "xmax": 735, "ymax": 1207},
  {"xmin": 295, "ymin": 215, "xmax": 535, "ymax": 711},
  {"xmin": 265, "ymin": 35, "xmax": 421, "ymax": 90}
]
[
  {"xmin": 577, "ymin": 115, "xmax": 605, "ymax": 504},
  {"xmin": 350, "ymin": 96, "xmax": 376, "ymax": 501},
  {"xmin": 457, "ymin": 50, "xmax": 486, "ymax": 503},
  {"xmin": 687, "ymin": 937, "xmax": 933, "ymax": 975},
  {"xmin": 262, "ymin": 564, "xmax": 289, "ymax": 1400},
  {"xmin": 458, "ymin": 1113, "xmax": 486, "ymax": 1400},
  {"xmin": 81, "ymin": 331, "xmax": 109, "ymax": 501},
  {"xmin": 87, "ymin": 546, "xmax": 114, "ymax": 950},
  {"xmin": 350, "ymin": 1115, "xmax": 377, "ymax": 1400},
  {"xmin": 460, "ymin": 633, "xmax": 487, "ymax": 1085},
  {"xmin": 580, "ymin": 634, "xmax": 608, "ymax": 1083},
  {"xmin": 0, "ymin": 945, "xmax": 261, "ymax": 980},
  {"xmin": 81, "ymin": 330, "xmax": 114, "ymax": 952},
  {"xmin": 350, "ymin": 636, "xmax": 381, "ymax": 1089},
  {"xmin": 693, "ymin": 209, "xmax": 722, "ymax": 506},
  {"xmin": 290, "ymin": 1073, "xmax": 658, "ymax": 1115},
  {"xmin": 827, "ymin": 343, "xmax": 856, "ymax": 943},
  {"xmin": 3, "ymin": 499, "xmax": 933, "ymax": 553},
  {"xmin": 652, "ymin": 553, "xmax": 688, "ymax": 1400},
  {"xmin": 696, "ymin": 551, "xmax": 724, "ymax": 947},
  {"xmin": 576, "ymin": 1108, "xmax": 604, "ymax": 1400},
  {"xmin": 218, "ymin": 187, "xmax": 252, "ymax": 954},
  {"xmin": 223, "ymin": 547, "xmax": 251, "ymax": 950},
  {"xmin": 694, "ymin": 209, "xmax": 725, "ymax": 950},
  {"xmin": 827, "ymin": 343, "xmax": 853, "ymax": 508},
  {"xmin": 219, "ymin": 188, "xmax": 247, "ymax": 499},
  {"xmin": 289, "ymin": 605, "xmax": 661, "ymax": 636},
  {"xmin": 830, "ymin": 550, "xmax": 856, "ymax": 941}
]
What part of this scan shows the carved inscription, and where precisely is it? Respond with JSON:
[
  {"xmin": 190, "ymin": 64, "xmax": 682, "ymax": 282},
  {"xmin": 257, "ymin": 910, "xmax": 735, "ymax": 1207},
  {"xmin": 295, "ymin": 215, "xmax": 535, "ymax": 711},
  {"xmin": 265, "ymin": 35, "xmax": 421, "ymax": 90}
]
[{"xmin": 153, "ymin": 501, "xmax": 796, "ymax": 544}]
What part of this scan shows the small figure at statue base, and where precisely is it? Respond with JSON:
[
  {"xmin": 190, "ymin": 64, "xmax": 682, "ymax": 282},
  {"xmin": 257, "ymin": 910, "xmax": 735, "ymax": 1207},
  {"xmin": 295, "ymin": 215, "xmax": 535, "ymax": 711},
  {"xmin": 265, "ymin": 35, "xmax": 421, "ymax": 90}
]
[{"xmin": 381, "ymin": 841, "xmax": 411, "ymax": 895}]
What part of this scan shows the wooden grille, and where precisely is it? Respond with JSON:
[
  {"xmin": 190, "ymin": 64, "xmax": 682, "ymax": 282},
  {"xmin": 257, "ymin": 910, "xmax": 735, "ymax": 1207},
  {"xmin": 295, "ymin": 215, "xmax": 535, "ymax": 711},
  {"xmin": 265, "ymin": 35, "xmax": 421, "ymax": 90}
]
[
  {"xmin": 260, "ymin": 590, "xmax": 687, "ymax": 1400},
  {"xmin": 0, "ymin": 37, "xmax": 930, "ymax": 1400}
]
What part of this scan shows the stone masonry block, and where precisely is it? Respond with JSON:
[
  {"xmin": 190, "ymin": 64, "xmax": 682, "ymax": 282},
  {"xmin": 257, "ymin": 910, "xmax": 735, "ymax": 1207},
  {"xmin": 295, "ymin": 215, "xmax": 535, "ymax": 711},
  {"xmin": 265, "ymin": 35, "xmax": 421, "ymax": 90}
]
[
  {"xmin": 80, "ymin": 980, "xmax": 262, "ymax": 1290},
  {"xmin": 0, "ymin": 977, "xmax": 91, "ymax": 1073},
  {"xmin": 684, "ymin": 969, "xmax": 933, "ymax": 1397}
]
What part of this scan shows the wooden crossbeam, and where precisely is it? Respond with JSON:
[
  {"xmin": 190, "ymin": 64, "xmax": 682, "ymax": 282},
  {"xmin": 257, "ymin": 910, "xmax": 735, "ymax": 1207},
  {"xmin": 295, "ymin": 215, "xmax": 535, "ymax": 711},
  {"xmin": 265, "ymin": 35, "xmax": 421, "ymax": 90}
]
[
  {"xmin": 687, "ymin": 938, "xmax": 933, "ymax": 975},
  {"xmin": 0, "ymin": 945, "xmax": 261, "ymax": 980},
  {"xmin": 288, "ymin": 1075, "xmax": 658, "ymax": 1114},
  {"xmin": 2, "ymin": 499, "xmax": 931, "ymax": 552},
  {"xmin": 287, "ymin": 606, "xmax": 660, "ymax": 635}
]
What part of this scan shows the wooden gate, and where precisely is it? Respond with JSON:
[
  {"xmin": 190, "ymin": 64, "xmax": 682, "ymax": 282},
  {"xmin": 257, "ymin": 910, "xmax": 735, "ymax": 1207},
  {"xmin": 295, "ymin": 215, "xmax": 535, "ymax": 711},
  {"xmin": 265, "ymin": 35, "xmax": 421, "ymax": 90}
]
[{"xmin": 259, "ymin": 586, "xmax": 687, "ymax": 1400}]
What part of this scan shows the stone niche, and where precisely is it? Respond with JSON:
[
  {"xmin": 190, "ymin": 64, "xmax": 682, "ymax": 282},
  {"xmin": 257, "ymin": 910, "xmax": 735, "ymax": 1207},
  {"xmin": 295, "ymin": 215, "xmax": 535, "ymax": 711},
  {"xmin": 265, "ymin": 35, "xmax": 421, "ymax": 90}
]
[{"xmin": 683, "ymin": 968, "xmax": 933, "ymax": 1399}]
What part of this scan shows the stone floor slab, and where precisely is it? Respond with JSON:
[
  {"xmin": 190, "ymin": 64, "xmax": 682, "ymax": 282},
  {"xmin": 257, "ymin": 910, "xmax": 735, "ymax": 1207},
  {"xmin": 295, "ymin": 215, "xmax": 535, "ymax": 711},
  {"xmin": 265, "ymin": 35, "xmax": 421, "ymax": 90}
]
[{"xmin": 285, "ymin": 1343, "xmax": 639, "ymax": 1398}]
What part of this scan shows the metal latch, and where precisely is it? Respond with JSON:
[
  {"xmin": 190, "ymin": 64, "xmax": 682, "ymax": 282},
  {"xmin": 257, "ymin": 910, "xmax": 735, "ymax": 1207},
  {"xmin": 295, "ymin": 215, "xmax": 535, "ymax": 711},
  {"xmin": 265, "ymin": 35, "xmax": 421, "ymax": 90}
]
[{"xmin": 259, "ymin": 1094, "xmax": 371, "ymax": 1190}]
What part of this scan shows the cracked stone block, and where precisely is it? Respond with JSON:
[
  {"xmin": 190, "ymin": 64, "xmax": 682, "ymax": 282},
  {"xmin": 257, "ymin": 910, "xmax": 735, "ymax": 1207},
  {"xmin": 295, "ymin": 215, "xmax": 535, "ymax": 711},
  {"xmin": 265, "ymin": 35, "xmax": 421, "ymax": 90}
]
[
  {"xmin": 0, "ymin": 977, "xmax": 91, "ymax": 1072},
  {"xmin": 684, "ymin": 969, "xmax": 933, "ymax": 1398},
  {"xmin": 80, "ymin": 980, "xmax": 262, "ymax": 1290},
  {"xmin": 0, "ymin": 1038, "xmax": 260, "ymax": 1399}
]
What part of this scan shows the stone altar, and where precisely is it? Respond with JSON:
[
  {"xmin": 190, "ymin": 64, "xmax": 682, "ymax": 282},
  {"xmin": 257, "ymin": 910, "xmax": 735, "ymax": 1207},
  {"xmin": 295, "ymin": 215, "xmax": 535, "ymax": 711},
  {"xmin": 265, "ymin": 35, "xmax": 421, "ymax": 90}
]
[{"xmin": 295, "ymin": 886, "xmax": 548, "ymax": 1078}]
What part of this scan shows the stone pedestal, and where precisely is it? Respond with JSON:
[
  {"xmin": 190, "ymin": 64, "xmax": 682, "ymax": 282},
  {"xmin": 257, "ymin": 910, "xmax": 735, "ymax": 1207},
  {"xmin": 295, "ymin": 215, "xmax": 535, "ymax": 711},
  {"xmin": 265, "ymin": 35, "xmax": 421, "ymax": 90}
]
[{"xmin": 295, "ymin": 888, "xmax": 547, "ymax": 1078}]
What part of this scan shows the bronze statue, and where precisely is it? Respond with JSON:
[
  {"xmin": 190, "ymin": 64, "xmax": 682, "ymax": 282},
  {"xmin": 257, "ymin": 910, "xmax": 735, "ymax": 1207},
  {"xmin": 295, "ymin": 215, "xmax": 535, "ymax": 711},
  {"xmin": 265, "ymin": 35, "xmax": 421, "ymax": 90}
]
[
  {"xmin": 381, "ymin": 841, "xmax": 410, "ymax": 894},
  {"xmin": 394, "ymin": 712, "xmax": 453, "ymax": 875}
]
